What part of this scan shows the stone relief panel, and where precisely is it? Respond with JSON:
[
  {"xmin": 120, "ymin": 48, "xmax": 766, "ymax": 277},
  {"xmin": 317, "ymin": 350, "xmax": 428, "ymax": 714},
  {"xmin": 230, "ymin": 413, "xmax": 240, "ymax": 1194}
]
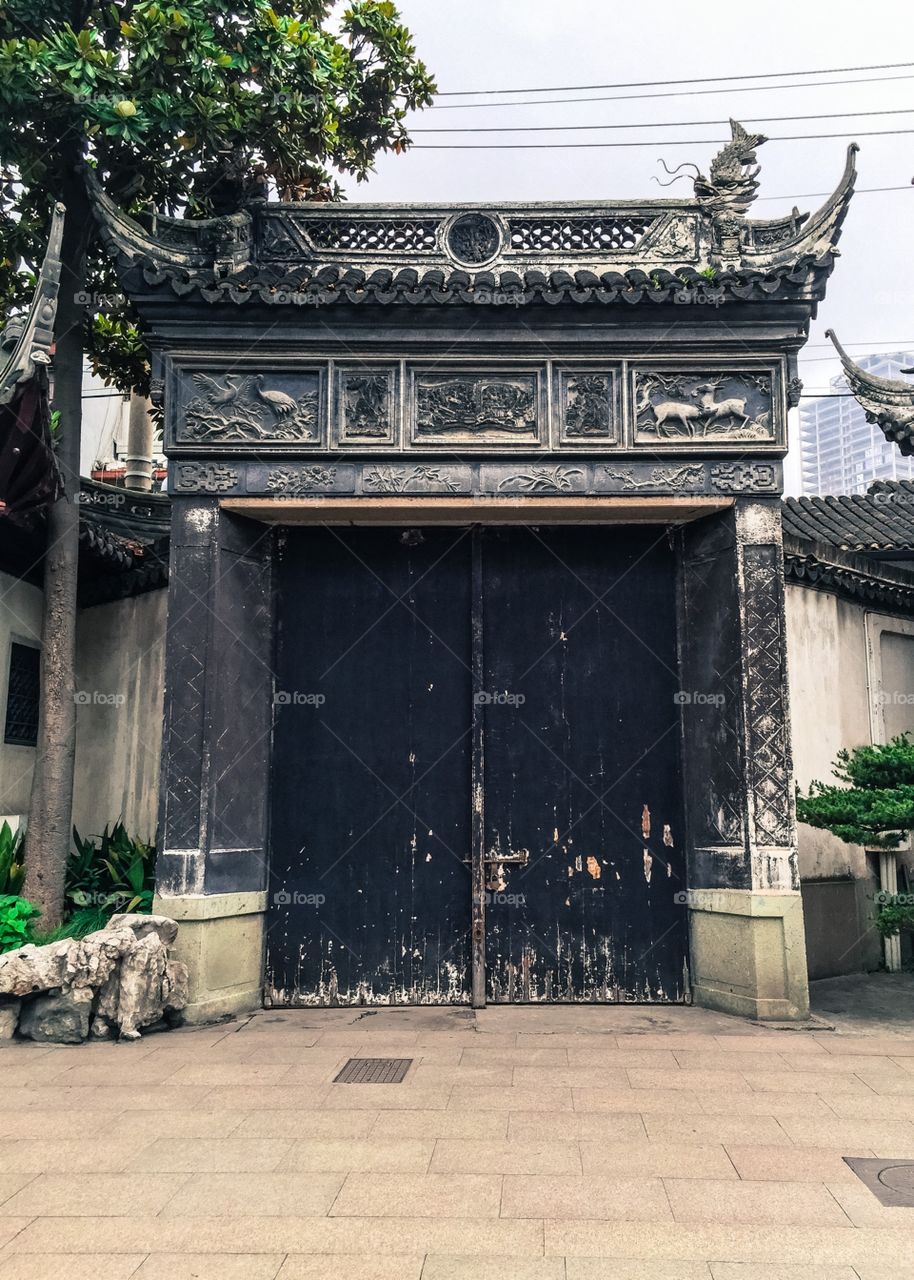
[
  {"xmin": 335, "ymin": 368, "xmax": 398, "ymax": 445},
  {"xmin": 411, "ymin": 371, "xmax": 541, "ymax": 446},
  {"xmin": 175, "ymin": 370, "xmax": 324, "ymax": 447},
  {"xmin": 632, "ymin": 369, "xmax": 776, "ymax": 446},
  {"xmin": 556, "ymin": 370, "xmax": 618, "ymax": 443}
]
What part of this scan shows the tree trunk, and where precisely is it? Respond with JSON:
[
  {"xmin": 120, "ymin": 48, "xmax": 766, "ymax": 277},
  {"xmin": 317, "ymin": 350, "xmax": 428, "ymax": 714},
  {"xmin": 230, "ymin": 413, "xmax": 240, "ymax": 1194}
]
[{"xmin": 23, "ymin": 166, "xmax": 91, "ymax": 928}]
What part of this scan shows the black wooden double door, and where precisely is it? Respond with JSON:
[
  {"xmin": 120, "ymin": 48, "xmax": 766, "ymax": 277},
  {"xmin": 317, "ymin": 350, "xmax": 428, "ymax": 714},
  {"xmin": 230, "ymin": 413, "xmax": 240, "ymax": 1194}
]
[{"xmin": 268, "ymin": 525, "xmax": 688, "ymax": 1006}]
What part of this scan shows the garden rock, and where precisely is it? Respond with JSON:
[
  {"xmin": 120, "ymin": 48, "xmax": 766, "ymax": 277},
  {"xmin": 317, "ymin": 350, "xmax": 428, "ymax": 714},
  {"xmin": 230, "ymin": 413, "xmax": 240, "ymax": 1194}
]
[
  {"xmin": 18, "ymin": 989, "xmax": 93, "ymax": 1043},
  {"xmin": 0, "ymin": 1000, "xmax": 20, "ymax": 1039},
  {"xmin": 0, "ymin": 916, "xmax": 187, "ymax": 1044}
]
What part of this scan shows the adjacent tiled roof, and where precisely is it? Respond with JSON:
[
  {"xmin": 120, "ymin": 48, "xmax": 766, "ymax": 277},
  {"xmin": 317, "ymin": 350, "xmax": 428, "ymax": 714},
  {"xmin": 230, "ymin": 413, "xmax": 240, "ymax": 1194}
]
[
  {"xmin": 827, "ymin": 332, "xmax": 914, "ymax": 457},
  {"xmin": 783, "ymin": 537, "xmax": 914, "ymax": 612},
  {"xmin": 781, "ymin": 490, "xmax": 914, "ymax": 553}
]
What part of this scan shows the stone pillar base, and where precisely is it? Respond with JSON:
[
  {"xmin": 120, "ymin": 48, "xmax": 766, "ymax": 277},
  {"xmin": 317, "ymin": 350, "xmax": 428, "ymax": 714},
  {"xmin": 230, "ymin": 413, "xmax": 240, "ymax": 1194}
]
[
  {"xmin": 688, "ymin": 888, "xmax": 810, "ymax": 1021},
  {"xmin": 153, "ymin": 891, "xmax": 266, "ymax": 1023}
]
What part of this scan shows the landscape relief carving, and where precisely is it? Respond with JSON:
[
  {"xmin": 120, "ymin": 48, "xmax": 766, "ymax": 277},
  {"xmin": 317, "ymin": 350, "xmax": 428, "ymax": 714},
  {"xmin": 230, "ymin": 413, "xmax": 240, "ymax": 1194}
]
[
  {"xmin": 414, "ymin": 372, "xmax": 539, "ymax": 441},
  {"xmin": 634, "ymin": 371, "xmax": 774, "ymax": 442},
  {"xmin": 180, "ymin": 371, "xmax": 320, "ymax": 443},
  {"xmin": 339, "ymin": 371, "xmax": 394, "ymax": 441},
  {"xmin": 560, "ymin": 372, "xmax": 616, "ymax": 439}
]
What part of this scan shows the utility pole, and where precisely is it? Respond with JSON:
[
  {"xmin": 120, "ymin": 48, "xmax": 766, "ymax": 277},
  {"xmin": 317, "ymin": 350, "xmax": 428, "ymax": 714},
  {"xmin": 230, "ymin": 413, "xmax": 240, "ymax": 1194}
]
[{"xmin": 124, "ymin": 392, "xmax": 153, "ymax": 492}]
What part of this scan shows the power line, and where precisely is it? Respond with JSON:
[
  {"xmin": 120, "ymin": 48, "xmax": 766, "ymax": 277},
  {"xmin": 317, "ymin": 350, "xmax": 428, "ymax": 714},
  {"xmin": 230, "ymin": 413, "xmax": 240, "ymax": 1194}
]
[
  {"xmin": 424, "ymin": 71, "xmax": 914, "ymax": 111},
  {"xmin": 757, "ymin": 186, "xmax": 910, "ymax": 201},
  {"xmin": 413, "ymin": 108, "xmax": 914, "ymax": 135},
  {"xmin": 437, "ymin": 60, "xmax": 914, "ymax": 97},
  {"xmin": 804, "ymin": 340, "xmax": 914, "ymax": 349},
  {"xmin": 413, "ymin": 127, "xmax": 914, "ymax": 149}
]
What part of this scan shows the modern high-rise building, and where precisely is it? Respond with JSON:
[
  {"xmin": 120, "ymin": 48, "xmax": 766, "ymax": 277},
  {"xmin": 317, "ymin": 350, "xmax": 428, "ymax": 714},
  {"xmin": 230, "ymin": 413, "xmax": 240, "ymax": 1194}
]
[{"xmin": 798, "ymin": 352, "xmax": 914, "ymax": 496}]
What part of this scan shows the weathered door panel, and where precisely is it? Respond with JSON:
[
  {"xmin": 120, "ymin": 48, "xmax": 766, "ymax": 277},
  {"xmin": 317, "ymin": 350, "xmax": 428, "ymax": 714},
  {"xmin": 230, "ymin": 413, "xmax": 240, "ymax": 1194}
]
[
  {"xmin": 480, "ymin": 526, "xmax": 688, "ymax": 1002},
  {"xmin": 267, "ymin": 527, "xmax": 473, "ymax": 1005}
]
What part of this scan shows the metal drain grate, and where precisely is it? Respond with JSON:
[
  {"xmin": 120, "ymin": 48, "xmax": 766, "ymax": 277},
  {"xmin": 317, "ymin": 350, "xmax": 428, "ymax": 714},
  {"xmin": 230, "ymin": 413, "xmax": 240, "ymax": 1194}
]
[
  {"xmin": 844, "ymin": 1157, "xmax": 914, "ymax": 1207},
  {"xmin": 333, "ymin": 1057, "xmax": 413, "ymax": 1084}
]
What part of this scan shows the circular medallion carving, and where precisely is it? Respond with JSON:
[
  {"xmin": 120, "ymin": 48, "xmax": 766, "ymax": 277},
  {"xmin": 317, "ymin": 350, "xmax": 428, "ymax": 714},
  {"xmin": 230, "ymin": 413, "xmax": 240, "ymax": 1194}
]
[{"xmin": 446, "ymin": 213, "xmax": 501, "ymax": 266}]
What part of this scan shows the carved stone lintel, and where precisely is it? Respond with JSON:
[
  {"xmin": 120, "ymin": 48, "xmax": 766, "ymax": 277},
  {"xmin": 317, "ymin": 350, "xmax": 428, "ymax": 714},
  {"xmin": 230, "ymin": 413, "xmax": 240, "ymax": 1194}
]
[
  {"xmin": 174, "ymin": 462, "xmax": 239, "ymax": 494},
  {"xmin": 496, "ymin": 465, "xmax": 584, "ymax": 494},
  {"xmin": 601, "ymin": 464, "xmax": 703, "ymax": 493},
  {"xmin": 710, "ymin": 462, "xmax": 778, "ymax": 493},
  {"xmin": 267, "ymin": 466, "xmax": 337, "ymax": 495}
]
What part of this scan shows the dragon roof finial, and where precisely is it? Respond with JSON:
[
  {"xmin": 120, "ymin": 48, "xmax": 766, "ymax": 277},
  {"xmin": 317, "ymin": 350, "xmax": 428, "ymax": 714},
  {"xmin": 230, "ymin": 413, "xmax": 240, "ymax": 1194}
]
[{"xmin": 694, "ymin": 119, "xmax": 767, "ymax": 216}]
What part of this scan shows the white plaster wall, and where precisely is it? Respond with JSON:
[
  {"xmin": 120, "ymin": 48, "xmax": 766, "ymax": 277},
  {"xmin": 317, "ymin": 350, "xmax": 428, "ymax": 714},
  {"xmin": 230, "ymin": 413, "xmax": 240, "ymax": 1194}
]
[
  {"xmin": 785, "ymin": 583, "xmax": 873, "ymax": 882},
  {"xmin": 72, "ymin": 589, "xmax": 166, "ymax": 844},
  {"xmin": 0, "ymin": 572, "xmax": 43, "ymax": 822}
]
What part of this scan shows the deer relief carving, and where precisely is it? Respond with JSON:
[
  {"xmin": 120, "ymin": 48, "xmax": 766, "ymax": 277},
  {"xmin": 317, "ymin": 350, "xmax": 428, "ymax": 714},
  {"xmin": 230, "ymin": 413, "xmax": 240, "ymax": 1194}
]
[
  {"xmin": 635, "ymin": 372, "xmax": 771, "ymax": 441},
  {"xmin": 695, "ymin": 380, "xmax": 751, "ymax": 432}
]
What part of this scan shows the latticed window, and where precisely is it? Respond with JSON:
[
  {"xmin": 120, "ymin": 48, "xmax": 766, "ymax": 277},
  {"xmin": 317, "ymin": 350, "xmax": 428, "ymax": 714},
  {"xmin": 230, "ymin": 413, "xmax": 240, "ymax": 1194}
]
[{"xmin": 4, "ymin": 642, "xmax": 40, "ymax": 747}]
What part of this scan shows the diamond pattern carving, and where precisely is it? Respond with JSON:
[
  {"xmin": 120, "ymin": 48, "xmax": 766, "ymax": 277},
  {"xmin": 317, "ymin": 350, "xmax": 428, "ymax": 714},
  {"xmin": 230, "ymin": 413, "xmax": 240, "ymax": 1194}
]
[{"xmin": 742, "ymin": 545, "xmax": 792, "ymax": 845}]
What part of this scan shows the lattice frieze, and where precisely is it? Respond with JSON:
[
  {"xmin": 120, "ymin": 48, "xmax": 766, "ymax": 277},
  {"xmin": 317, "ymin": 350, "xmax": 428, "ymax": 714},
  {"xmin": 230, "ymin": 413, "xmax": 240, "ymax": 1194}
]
[
  {"xmin": 507, "ymin": 216, "xmax": 655, "ymax": 253},
  {"xmin": 300, "ymin": 217, "xmax": 441, "ymax": 254}
]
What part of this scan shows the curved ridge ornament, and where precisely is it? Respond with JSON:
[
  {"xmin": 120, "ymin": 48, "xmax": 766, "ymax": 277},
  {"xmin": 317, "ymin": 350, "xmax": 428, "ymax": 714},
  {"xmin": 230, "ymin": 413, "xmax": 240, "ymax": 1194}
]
[
  {"xmin": 694, "ymin": 120, "xmax": 768, "ymax": 217},
  {"xmin": 827, "ymin": 330, "xmax": 914, "ymax": 457}
]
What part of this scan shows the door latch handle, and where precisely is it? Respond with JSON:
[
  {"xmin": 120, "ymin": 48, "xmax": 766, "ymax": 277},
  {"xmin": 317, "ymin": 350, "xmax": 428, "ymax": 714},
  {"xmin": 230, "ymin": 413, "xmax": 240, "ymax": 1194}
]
[{"xmin": 484, "ymin": 849, "xmax": 529, "ymax": 866}]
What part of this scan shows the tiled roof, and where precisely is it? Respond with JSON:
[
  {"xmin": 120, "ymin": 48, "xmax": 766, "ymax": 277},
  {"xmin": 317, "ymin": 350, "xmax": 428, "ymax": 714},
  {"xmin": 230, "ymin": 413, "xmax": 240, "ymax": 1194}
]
[
  {"xmin": 782, "ymin": 487, "xmax": 914, "ymax": 553},
  {"xmin": 88, "ymin": 144, "xmax": 857, "ymax": 311}
]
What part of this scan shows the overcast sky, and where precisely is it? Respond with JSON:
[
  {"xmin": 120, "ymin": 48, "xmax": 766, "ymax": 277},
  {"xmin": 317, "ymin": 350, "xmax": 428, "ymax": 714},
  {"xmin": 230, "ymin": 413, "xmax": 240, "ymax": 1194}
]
[{"xmin": 339, "ymin": 0, "xmax": 914, "ymax": 493}]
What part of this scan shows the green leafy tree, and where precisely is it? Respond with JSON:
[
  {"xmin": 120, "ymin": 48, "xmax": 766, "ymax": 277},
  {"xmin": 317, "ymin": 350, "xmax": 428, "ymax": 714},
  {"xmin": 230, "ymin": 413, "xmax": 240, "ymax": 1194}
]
[
  {"xmin": 0, "ymin": 1, "xmax": 433, "ymax": 925},
  {"xmin": 796, "ymin": 734, "xmax": 914, "ymax": 849}
]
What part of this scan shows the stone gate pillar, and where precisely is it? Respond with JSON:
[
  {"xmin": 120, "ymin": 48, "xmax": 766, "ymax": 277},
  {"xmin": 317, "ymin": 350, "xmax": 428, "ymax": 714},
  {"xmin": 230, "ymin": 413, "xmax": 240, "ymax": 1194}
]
[
  {"xmin": 153, "ymin": 497, "xmax": 273, "ymax": 1022},
  {"xmin": 679, "ymin": 497, "xmax": 808, "ymax": 1019}
]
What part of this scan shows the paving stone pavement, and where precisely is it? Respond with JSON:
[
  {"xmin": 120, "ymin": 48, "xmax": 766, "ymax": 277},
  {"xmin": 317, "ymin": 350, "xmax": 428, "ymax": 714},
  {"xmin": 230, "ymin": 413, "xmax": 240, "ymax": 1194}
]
[{"xmin": 1, "ymin": 1001, "xmax": 914, "ymax": 1279}]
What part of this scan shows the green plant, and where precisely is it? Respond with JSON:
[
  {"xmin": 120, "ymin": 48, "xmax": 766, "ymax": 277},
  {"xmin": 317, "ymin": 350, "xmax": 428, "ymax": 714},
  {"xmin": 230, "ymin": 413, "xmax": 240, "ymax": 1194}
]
[
  {"xmin": 30, "ymin": 903, "xmax": 112, "ymax": 946},
  {"xmin": 68, "ymin": 822, "xmax": 156, "ymax": 916},
  {"xmin": 0, "ymin": 821, "xmax": 25, "ymax": 895},
  {"xmin": 0, "ymin": 895, "xmax": 40, "ymax": 953},
  {"xmin": 797, "ymin": 734, "xmax": 914, "ymax": 849},
  {"xmin": 874, "ymin": 895, "xmax": 914, "ymax": 938},
  {"xmin": 1, "ymin": 2, "xmax": 433, "ymax": 930},
  {"xmin": 66, "ymin": 826, "xmax": 107, "ymax": 912}
]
